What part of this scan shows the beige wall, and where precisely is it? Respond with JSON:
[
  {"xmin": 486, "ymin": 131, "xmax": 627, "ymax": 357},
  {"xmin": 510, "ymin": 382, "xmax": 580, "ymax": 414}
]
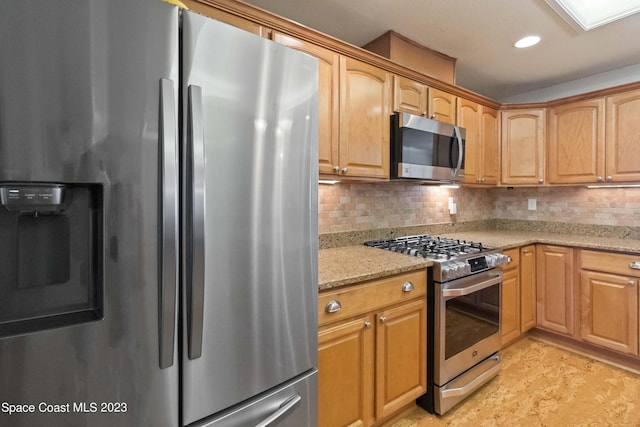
[{"xmin": 319, "ymin": 183, "xmax": 640, "ymax": 234}]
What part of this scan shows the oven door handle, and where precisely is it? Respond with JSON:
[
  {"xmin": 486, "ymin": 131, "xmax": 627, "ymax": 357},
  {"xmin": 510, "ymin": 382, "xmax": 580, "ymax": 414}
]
[{"xmin": 442, "ymin": 273, "xmax": 502, "ymax": 298}]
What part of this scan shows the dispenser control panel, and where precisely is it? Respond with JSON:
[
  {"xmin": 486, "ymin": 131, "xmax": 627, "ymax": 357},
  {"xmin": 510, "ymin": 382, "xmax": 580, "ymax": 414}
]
[{"xmin": 0, "ymin": 183, "xmax": 66, "ymax": 210}]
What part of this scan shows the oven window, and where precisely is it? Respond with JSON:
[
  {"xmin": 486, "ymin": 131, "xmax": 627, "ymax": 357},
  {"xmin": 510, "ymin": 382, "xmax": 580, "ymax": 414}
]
[{"xmin": 444, "ymin": 283, "xmax": 499, "ymax": 360}]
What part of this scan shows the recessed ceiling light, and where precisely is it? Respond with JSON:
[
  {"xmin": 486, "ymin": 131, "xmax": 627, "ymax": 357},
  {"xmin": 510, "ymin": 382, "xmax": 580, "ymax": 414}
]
[
  {"xmin": 514, "ymin": 35, "xmax": 541, "ymax": 48},
  {"xmin": 545, "ymin": 0, "xmax": 640, "ymax": 31}
]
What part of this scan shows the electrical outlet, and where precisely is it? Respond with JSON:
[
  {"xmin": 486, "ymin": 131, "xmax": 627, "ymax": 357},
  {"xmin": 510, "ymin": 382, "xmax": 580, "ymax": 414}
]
[{"xmin": 528, "ymin": 198, "xmax": 537, "ymax": 210}]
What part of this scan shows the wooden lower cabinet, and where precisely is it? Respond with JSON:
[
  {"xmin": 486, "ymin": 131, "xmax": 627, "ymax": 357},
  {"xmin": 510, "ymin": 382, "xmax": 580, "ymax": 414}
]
[
  {"xmin": 501, "ymin": 248, "xmax": 520, "ymax": 345},
  {"xmin": 501, "ymin": 245, "xmax": 537, "ymax": 346},
  {"xmin": 579, "ymin": 250, "xmax": 640, "ymax": 356},
  {"xmin": 536, "ymin": 245, "xmax": 575, "ymax": 336},
  {"xmin": 520, "ymin": 245, "xmax": 537, "ymax": 331},
  {"xmin": 318, "ymin": 316, "xmax": 374, "ymax": 427},
  {"xmin": 318, "ymin": 270, "xmax": 427, "ymax": 427},
  {"xmin": 375, "ymin": 299, "xmax": 426, "ymax": 420}
]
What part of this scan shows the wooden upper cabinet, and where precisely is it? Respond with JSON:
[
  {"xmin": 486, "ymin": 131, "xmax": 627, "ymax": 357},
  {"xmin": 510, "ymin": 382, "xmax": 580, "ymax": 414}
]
[
  {"xmin": 500, "ymin": 109, "xmax": 545, "ymax": 185},
  {"xmin": 459, "ymin": 99, "xmax": 498, "ymax": 185},
  {"xmin": 480, "ymin": 106, "xmax": 499, "ymax": 185},
  {"xmin": 548, "ymin": 98, "xmax": 605, "ymax": 184},
  {"xmin": 272, "ymin": 33, "xmax": 340, "ymax": 176},
  {"xmin": 339, "ymin": 56, "xmax": 391, "ymax": 179},
  {"xmin": 429, "ymin": 88, "xmax": 456, "ymax": 124},
  {"xmin": 392, "ymin": 75, "xmax": 456, "ymax": 124},
  {"xmin": 605, "ymin": 88, "xmax": 640, "ymax": 182},
  {"xmin": 457, "ymin": 99, "xmax": 481, "ymax": 184},
  {"xmin": 393, "ymin": 75, "xmax": 428, "ymax": 117}
]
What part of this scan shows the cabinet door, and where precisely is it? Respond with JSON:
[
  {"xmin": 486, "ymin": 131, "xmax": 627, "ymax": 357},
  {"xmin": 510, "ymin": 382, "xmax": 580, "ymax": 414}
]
[
  {"xmin": 548, "ymin": 98, "xmax": 605, "ymax": 184},
  {"xmin": 273, "ymin": 33, "xmax": 340, "ymax": 176},
  {"xmin": 458, "ymin": 98, "xmax": 481, "ymax": 185},
  {"xmin": 318, "ymin": 316, "xmax": 374, "ymax": 427},
  {"xmin": 580, "ymin": 271, "xmax": 638, "ymax": 356},
  {"xmin": 605, "ymin": 89, "xmax": 640, "ymax": 182},
  {"xmin": 339, "ymin": 56, "xmax": 391, "ymax": 178},
  {"xmin": 393, "ymin": 75, "xmax": 427, "ymax": 116},
  {"xmin": 428, "ymin": 87, "xmax": 456, "ymax": 124},
  {"xmin": 500, "ymin": 109, "xmax": 545, "ymax": 185},
  {"xmin": 536, "ymin": 245, "xmax": 575, "ymax": 336},
  {"xmin": 501, "ymin": 258, "xmax": 521, "ymax": 345},
  {"xmin": 480, "ymin": 106, "xmax": 499, "ymax": 185},
  {"xmin": 520, "ymin": 245, "xmax": 537, "ymax": 332},
  {"xmin": 375, "ymin": 299, "xmax": 426, "ymax": 420}
]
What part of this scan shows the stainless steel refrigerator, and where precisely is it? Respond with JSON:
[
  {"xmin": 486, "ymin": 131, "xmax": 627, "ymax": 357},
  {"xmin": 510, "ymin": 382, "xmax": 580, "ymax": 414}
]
[{"xmin": 0, "ymin": 1, "xmax": 318, "ymax": 426}]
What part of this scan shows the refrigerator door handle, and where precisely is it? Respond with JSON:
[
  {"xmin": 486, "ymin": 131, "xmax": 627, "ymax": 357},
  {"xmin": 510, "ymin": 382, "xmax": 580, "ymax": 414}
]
[
  {"xmin": 254, "ymin": 393, "xmax": 302, "ymax": 427},
  {"xmin": 159, "ymin": 79, "xmax": 179, "ymax": 369},
  {"xmin": 188, "ymin": 84, "xmax": 206, "ymax": 360}
]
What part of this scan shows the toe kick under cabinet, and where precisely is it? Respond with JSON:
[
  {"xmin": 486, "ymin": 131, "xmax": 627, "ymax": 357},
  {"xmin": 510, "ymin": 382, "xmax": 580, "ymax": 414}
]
[{"xmin": 318, "ymin": 269, "xmax": 427, "ymax": 427}]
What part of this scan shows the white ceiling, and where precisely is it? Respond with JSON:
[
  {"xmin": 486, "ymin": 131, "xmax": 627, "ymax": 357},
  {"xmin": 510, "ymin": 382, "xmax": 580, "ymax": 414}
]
[{"xmin": 240, "ymin": 0, "xmax": 640, "ymax": 101}]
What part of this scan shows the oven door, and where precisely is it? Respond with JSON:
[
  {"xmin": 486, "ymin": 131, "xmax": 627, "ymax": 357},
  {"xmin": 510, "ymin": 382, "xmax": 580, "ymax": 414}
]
[{"xmin": 434, "ymin": 270, "xmax": 502, "ymax": 386}]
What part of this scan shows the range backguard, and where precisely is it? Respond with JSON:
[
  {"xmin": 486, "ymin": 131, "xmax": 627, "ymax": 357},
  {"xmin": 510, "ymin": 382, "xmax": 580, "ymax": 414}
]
[{"xmin": 0, "ymin": 182, "xmax": 103, "ymax": 337}]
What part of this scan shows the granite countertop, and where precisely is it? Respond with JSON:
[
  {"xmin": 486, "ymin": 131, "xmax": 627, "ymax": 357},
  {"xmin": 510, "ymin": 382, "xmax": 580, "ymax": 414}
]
[
  {"xmin": 437, "ymin": 230, "xmax": 640, "ymax": 253},
  {"xmin": 318, "ymin": 230, "xmax": 640, "ymax": 292},
  {"xmin": 318, "ymin": 245, "xmax": 431, "ymax": 291}
]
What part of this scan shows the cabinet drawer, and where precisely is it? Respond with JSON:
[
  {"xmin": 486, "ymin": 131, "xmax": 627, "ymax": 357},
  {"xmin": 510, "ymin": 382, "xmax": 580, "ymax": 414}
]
[
  {"xmin": 580, "ymin": 250, "xmax": 640, "ymax": 278},
  {"xmin": 318, "ymin": 270, "xmax": 426, "ymax": 327},
  {"xmin": 502, "ymin": 248, "xmax": 520, "ymax": 270}
]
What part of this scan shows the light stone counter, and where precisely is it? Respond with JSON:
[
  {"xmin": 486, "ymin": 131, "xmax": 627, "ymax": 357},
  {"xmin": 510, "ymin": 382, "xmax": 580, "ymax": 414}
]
[{"xmin": 318, "ymin": 245, "xmax": 431, "ymax": 291}]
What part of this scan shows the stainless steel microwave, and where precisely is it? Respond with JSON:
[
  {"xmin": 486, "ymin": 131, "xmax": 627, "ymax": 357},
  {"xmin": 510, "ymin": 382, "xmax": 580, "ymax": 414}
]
[{"xmin": 390, "ymin": 112, "xmax": 466, "ymax": 182}]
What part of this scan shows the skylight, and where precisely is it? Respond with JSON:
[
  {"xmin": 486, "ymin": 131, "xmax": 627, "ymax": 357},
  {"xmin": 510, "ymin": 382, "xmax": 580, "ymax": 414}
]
[{"xmin": 545, "ymin": 0, "xmax": 640, "ymax": 31}]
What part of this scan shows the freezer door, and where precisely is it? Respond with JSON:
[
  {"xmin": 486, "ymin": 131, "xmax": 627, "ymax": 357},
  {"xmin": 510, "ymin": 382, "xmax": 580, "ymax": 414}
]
[
  {"xmin": 0, "ymin": 1, "xmax": 179, "ymax": 426},
  {"xmin": 181, "ymin": 11, "xmax": 319, "ymax": 425},
  {"xmin": 192, "ymin": 370, "xmax": 317, "ymax": 427}
]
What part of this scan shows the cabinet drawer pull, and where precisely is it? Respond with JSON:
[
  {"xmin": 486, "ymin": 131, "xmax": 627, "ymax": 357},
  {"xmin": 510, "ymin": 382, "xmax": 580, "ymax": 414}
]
[
  {"xmin": 402, "ymin": 282, "xmax": 415, "ymax": 292},
  {"xmin": 629, "ymin": 261, "xmax": 640, "ymax": 270},
  {"xmin": 325, "ymin": 300, "xmax": 342, "ymax": 313}
]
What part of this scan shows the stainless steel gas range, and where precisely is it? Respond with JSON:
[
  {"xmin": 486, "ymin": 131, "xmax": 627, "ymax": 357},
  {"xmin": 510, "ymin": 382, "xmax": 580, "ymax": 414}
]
[{"xmin": 364, "ymin": 234, "xmax": 510, "ymax": 415}]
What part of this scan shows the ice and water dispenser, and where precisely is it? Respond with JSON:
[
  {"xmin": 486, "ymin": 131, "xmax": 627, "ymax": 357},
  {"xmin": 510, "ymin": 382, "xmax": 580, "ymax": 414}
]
[{"xmin": 0, "ymin": 182, "xmax": 103, "ymax": 337}]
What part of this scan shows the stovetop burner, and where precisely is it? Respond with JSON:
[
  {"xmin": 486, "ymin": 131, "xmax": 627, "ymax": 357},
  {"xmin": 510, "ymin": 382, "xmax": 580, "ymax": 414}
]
[
  {"xmin": 364, "ymin": 234, "xmax": 510, "ymax": 282},
  {"xmin": 364, "ymin": 234, "xmax": 486, "ymax": 260}
]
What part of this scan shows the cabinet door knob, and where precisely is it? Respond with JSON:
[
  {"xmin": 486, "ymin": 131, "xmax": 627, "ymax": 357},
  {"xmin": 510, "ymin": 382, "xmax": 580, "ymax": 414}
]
[
  {"xmin": 325, "ymin": 300, "xmax": 342, "ymax": 313},
  {"xmin": 628, "ymin": 280, "xmax": 636, "ymax": 287},
  {"xmin": 629, "ymin": 261, "xmax": 640, "ymax": 270},
  {"xmin": 380, "ymin": 316, "xmax": 387, "ymax": 323},
  {"xmin": 364, "ymin": 321, "xmax": 372, "ymax": 329},
  {"xmin": 538, "ymin": 178, "xmax": 544, "ymax": 184},
  {"xmin": 606, "ymin": 176, "xmax": 613, "ymax": 181},
  {"xmin": 402, "ymin": 282, "xmax": 415, "ymax": 292},
  {"xmin": 332, "ymin": 165, "xmax": 340, "ymax": 173},
  {"xmin": 597, "ymin": 176, "xmax": 603, "ymax": 182},
  {"xmin": 430, "ymin": 114, "xmax": 436, "ymax": 119},
  {"xmin": 341, "ymin": 167, "xmax": 348, "ymax": 174}
]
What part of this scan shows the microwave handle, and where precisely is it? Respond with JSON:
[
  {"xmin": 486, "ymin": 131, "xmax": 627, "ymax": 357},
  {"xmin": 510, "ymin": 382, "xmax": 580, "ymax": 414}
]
[{"xmin": 454, "ymin": 126, "xmax": 463, "ymax": 171}]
